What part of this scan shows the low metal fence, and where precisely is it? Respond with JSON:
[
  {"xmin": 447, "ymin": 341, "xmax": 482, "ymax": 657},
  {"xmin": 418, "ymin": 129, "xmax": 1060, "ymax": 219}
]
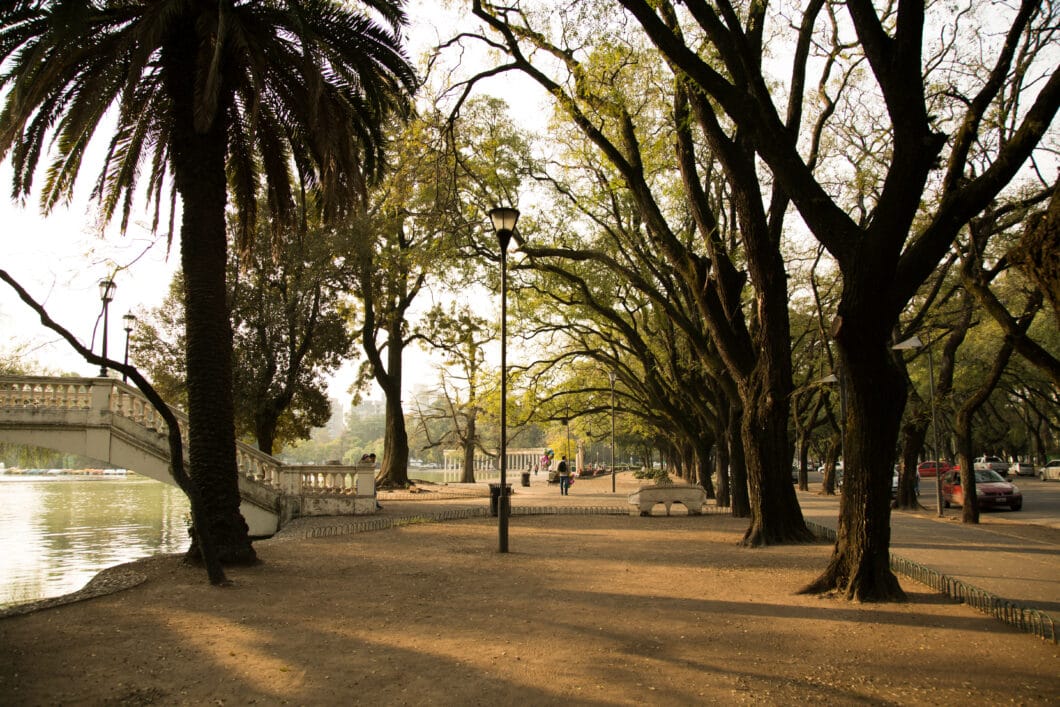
[{"xmin": 806, "ymin": 520, "xmax": 1056, "ymax": 643}]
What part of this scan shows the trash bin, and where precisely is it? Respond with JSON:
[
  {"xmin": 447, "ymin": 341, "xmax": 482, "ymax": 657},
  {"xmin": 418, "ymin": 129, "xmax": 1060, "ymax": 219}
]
[
  {"xmin": 488, "ymin": 482, "xmax": 512, "ymax": 517},
  {"xmin": 521, "ymin": 471, "xmax": 531, "ymax": 487}
]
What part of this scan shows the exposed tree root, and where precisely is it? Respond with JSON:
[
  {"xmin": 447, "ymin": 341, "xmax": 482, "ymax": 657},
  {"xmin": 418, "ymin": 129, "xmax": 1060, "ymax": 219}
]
[
  {"xmin": 798, "ymin": 555, "xmax": 907, "ymax": 602},
  {"xmin": 740, "ymin": 521, "xmax": 817, "ymax": 547}
]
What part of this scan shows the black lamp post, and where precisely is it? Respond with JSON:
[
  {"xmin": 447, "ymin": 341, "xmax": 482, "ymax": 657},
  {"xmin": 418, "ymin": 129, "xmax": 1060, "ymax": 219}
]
[
  {"xmin": 98, "ymin": 278, "xmax": 116, "ymax": 377},
  {"xmin": 490, "ymin": 206, "xmax": 519, "ymax": 553},
  {"xmin": 122, "ymin": 312, "xmax": 136, "ymax": 383},
  {"xmin": 609, "ymin": 370, "xmax": 617, "ymax": 493}
]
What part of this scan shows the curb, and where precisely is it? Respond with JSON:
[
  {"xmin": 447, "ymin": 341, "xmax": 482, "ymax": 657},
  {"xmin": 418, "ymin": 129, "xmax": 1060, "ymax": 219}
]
[{"xmin": 805, "ymin": 521, "xmax": 1057, "ymax": 644}]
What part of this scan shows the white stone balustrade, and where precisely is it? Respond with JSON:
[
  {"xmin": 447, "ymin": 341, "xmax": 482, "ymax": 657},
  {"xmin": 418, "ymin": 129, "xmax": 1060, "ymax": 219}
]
[
  {"xmin": 0, "ymin": 377, "xmax": 93, "ymax": 409},
  {"xmin": 0, "ymin": 376, "xmax": 379, "ymax": 534},
  {"xmin": 285, "ymin": 464, "xmax": 376, "ymax": 497}
]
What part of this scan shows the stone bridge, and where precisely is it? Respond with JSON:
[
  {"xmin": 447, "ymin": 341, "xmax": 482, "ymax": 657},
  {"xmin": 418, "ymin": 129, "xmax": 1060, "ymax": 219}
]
[{"xmin": 0, "ymin": 376, "xmax": 376, "ymax": 537}]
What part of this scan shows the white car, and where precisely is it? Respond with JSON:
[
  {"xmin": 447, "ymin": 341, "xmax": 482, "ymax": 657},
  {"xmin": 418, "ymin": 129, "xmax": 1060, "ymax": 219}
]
[
  {"xmin": 1009, "ymin": 461, "xmax": 1035, "ymax": 477},
  {"xmin": 1038, "ymin": 459, "xmax": 1060, "ymax": 481},
  {"xmin": 892, "ymin": 469, "xmax": 921, "ymax": 498},
  {"xmin": 974, "ymin": 456, "xmax": 1009, "ymax": 476}
]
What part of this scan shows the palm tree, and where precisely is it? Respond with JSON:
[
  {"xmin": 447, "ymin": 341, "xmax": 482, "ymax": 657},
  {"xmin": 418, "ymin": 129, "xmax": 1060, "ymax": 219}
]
[{"xmin": 0, "ymin": 0, "xmax": 417, "ymax": 563}]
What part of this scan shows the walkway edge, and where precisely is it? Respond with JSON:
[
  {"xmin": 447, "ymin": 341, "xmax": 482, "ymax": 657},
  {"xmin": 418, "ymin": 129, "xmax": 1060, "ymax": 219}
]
[{"xmin": 805, "ymin": 521, "xmax": 1057, "ymax": 644}]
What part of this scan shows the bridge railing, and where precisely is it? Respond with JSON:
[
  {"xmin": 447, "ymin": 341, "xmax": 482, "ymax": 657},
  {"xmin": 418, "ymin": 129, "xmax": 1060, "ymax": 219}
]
[
  {"xmin": 0, "ymin": 376, "xmax": 96, "ymax": 410},
  {"xmin": 0, "ymin": 376, "xmax": 374, "ymax": 500},
  {"xmin": 285, "ymin": 464, "xmax": 376, "ymax": 497}
]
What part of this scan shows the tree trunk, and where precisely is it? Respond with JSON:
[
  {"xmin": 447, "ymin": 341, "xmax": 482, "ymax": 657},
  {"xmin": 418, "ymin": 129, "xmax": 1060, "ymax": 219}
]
[
  {"xmin": 820, "ymin": 435, "xmax": 841, "ymax": 496},
  {"xmin": 727, "ymin": 403, "xmax": 750, "ymax": 518},
  {"xmin": 894, "ymin": 414, "xmax": 928, "ymax": 510},
  {"xmin": 679, "ymin": 444, "xmax": 695, "ymax": 482},
  {"xmin": 952, "ymin": 422, "xmax": 980, "ymax": 523},
  {"xmin": 795, "ymin": 393, "xmax": 825, "ymax": 492},
  {"xmin": 796, "ymin": 435, "xmax": 810, "ymax": 492},
  {"xmin": 379, "ymin": 390, "xmax": 410, "ymax": 487},
  {"xmin": 714, "ymin": 438, "xmax": 730, "ymax": 508},
  {"xmin": 461, "ymin": 414, "xmax": 477, "ymax": 484},
  {"xmin": 164, "ymin": 21, "xmax": 255, "ymax": 565},
  {"xmin": 254, "ymin": 409, "xmax": 279, "ymax": 457},
  {"xmin": 375, "ymin": 318, "xmax": 410, "ymax": 488},
  {"xmin": 698, "ymin": 439, "xmax": 716, "ymax": 499},
  {"xmin": 954, "ymin": 339, "xmax": 1018, "ymax": 523},
  {"xmin": 739, "ymin": 212, "xmax": 812, "ymax": 545},
  {"xmin": 739, "ymin": 367, "xmax": 814, "ymax": 546},
  {"xmin": 801, "ymin": 335, "xmax": 906, "ymax": 601}
]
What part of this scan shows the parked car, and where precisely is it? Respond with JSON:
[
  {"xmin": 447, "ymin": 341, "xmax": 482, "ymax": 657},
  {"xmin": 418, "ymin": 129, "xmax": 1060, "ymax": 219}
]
[
  {"xmin": 892, "ymin": 469, "xmax": 921, "ymax": 498},
  {"xmin": 916, "ymin": 460, "xmax": 951, "ymax": 478},
  {"xmin": 1038, "ymin": 459, "xmax": 1060, "ymax": 481},
  {"xmin": 973, "ymin": 455, "xmax": 1009, "ymax": 476},
  {"xmin": 1009, "ymin": 461, "xmax": 1035, "ymax": 477},
  {"xmin": 942, "ymin": 469, "xmax": 1022, "ymax": 510}
]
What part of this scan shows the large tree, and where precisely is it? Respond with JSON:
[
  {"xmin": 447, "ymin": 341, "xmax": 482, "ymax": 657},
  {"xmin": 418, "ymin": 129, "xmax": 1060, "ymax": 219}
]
[
  {"xmin": 612, "ymin": 0, "xmax": 1059, "ymax": 599},
  {"xmin": 417, "ymin": 304, "xmax": 496, "ymax": 483},
  {"xmin": 0, "ymin": 0, "xmax": 416, "ymax": 563},
  {"xmin": 465, "ymin": 1, "xmax": 810, "ymax": 543},
  {"xmin": 133, "ymin": 218, "xmax": 356, "ymax": 456},
  {"xmin": 341, "ymin": 97, "xmax": 531, "ymax": 487}
]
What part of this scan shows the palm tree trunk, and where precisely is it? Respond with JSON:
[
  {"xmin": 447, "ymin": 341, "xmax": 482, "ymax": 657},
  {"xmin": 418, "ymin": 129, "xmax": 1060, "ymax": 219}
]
[{"xmin": 163, "ymin": 23, "xmax": 255, "ymax": 564}]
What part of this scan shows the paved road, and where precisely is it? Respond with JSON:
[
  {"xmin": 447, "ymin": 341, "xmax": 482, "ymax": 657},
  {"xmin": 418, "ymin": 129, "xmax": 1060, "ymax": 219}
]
[
  {"xmin": 796, "ymin": 490, "xmax": 1060, "ymax": 625},
  {"xmin": 915, "ymin": 474, "xmax": 1060, "ymax": 529}
]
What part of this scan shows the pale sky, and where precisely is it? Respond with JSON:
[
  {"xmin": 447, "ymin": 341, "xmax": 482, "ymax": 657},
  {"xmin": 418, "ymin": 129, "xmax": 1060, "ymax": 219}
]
[{"xmin": 0, "ymin": 2, "xmax": 548, "ymax": 401}]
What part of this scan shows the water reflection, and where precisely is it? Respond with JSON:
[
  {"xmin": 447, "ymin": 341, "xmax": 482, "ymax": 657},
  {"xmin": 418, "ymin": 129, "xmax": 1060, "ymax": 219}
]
[{"xmin": 0, "ymin": 475, "xmax": 191, "ymax": 609}]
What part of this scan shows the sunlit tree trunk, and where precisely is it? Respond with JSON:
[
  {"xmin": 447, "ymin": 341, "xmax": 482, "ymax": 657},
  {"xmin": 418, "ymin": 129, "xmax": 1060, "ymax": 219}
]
[
  {"xmin": 461, "ymin": 414, "xmax": 477, "ymax": 484},
  {"xmin": 375, "ymin": 316, "xmax": 410, "ymax": 488},
  {"xmin": 820, "ymin": 436, "xmax": 841, "ymax": 496}
]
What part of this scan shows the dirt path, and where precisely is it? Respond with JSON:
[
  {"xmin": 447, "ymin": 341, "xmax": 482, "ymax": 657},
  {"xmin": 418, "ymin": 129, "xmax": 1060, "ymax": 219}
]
[{"xmin": 1, "ymin": 496, "xmax": 1057, "ymax": 705}]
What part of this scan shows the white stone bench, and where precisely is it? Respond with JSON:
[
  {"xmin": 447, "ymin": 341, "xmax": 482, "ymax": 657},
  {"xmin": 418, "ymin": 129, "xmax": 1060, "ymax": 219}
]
[{"xmin": 628, "ymin": 484, "xmax": 707, "ymax": 516}]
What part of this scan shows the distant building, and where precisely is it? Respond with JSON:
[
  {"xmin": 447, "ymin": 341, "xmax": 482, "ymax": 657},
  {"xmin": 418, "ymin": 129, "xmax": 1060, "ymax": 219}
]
[
  {"xmin": 348, "ymin": 399, "xmax": 385, "ymax": 419},
  {"xmin": 324, "ymin": 397, "xmax": 345, "ymax": 437}
]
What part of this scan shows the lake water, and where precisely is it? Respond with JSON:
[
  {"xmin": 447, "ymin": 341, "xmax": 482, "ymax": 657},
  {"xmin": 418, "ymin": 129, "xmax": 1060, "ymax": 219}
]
[{"xmin": 0, "ymin": 474, "xmax": 191, "ymax": 609}]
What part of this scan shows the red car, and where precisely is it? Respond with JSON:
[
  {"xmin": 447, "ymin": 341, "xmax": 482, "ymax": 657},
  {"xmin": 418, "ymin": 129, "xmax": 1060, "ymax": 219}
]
[
  {"xmin": 917, "ymin": 460, "xmax": 952, "ymax": 478},
  {"xmin": 942, "ymin": 470, "xmax": 1022, "ymax": 511}
]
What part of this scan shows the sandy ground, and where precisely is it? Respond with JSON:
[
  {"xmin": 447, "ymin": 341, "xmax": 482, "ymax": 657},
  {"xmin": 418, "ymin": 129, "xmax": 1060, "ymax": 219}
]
[{"xmin": 1, "ymin": 475, "xmax": 1058, "ymax": 705}]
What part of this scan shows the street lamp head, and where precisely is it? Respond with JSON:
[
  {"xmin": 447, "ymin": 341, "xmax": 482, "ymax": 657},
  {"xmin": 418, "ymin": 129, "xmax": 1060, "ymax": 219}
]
[
  {"xmin": 608, "ymin": 370, "xmax": 616, "ymax": 385},
  {"xmin": 489, "ymin": 206, "xmax": 520, "ymax": 251},
  {"xmin": 893, "ymin": 335, "xmax": 924, "ymax": 350},
  {"xmin": 122, "ymin": 312, "xmax": 136, "ymax": 333},
  {"xmin": 98, "ymin": 278, "xmax": 116, "ymax": 303}
]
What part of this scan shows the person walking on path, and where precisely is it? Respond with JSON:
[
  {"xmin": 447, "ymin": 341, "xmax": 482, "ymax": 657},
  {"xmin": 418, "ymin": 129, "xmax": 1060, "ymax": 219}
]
[{"xmin": 558, "ymin": 456, "xmax": 571, "ymax": 495}]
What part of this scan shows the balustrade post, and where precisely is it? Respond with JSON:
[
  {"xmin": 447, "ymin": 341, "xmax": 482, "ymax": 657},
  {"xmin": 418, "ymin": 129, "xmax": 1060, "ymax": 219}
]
[
  {"xmin": 279, "ymin": 468, "xmax": 301, "ymax": 495},
  {"xmin": 90, "ymin": 380, "xmax": 112, "ymax": 413},
  {"xmin": 355, "ymin": 465, "xmax": 375, "ymax": 498}
]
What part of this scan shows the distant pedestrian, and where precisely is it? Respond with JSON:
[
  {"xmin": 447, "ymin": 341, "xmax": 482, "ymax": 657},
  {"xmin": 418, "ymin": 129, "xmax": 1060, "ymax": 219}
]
[{"xmin": 558, "ymin": 455, "xmax": 570, "ymax": 495}]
